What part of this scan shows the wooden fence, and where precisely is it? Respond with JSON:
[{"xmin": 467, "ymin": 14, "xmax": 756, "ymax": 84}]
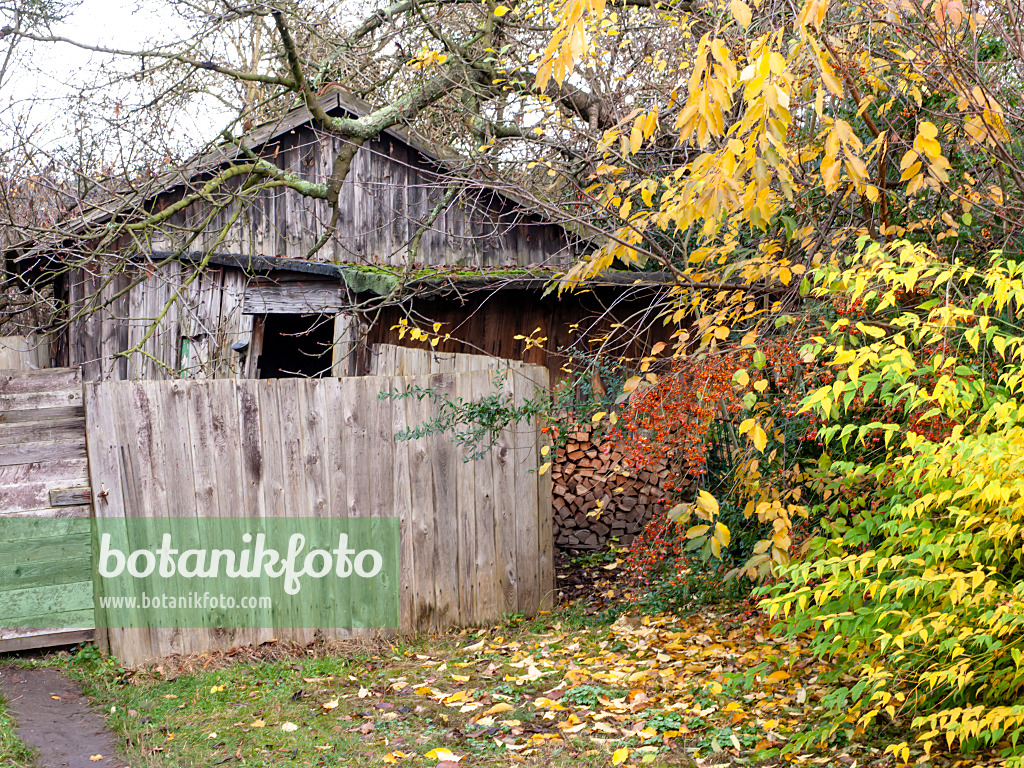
[
  {"xmin": 369, "ymin": 344, "xmax": 529, "ymax": 377},
  {"xmin": 84, "ymin": 367, "xmax": 553, "ymax": 665},
  {"xmin": 0, "ymin": 368, "xmax": 94, "ymax": 652}
]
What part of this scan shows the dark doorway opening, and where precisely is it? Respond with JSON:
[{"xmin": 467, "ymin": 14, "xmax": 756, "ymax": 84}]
[{"xmin": 257, "ymin": 314, "xmax": 333, "ymax": 378}]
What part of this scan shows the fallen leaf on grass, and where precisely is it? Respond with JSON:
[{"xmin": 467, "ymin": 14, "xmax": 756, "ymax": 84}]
[
  {"xmin": 424, "ymin": 747, "xmax": 463, "ymax": 761},
  {"xmin": 89, "ymin": 756, "xmax": 102, "ymax": 762},
  {"xmin": 321, "ymin": 698, "xmax": 339, "ymax": 710},
  {"xmin": 281, "ymin": 721, "xmax": 299, "ymax": 732}
]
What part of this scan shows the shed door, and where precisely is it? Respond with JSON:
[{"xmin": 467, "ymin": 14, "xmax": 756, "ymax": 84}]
[{"xmin": 0, "ymin": 367, "xmax": 94, "ymax": 652}]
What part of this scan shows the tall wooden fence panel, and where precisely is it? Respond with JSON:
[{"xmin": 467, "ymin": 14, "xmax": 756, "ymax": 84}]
[
  {"xmin": 84, "ymin": 369, "xmax": 553, "ymax": 666},
  {"xmin": 0, "ymin": 367, "xmax": 94, "ymax": 652}
]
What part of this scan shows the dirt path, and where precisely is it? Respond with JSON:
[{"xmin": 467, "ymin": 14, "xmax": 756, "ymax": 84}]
[{"xmin": 0, "ymin": 666, "xmax": 127, "ymax": 768}]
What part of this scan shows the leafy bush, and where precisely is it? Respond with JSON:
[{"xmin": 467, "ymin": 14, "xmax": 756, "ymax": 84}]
[{"xmin": 763, "ymin": 241, "xmax": 1024, "ymax": 765}]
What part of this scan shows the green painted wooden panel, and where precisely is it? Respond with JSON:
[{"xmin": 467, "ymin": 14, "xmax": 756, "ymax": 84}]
[
  {"xmin": 3, "ymin": 608, "xmax": 94, "ymax": 631},
  {"xmin": 0, "ymin": 557, "xmax": 93, "ymax": 592},
  {"xmin": 0, "ymin": 581, "xmax": 94, "ymax": 623},
  {"xmin": 0, "ymin": 522, "xmax": 94, "ymax": 631},
  {"xmin": 0, "ymin": 532, "xmax": 92, "ymax": 567},
  {"xmin": 0, "ymin": 517, "xmax": 89, "ymax": 542}
]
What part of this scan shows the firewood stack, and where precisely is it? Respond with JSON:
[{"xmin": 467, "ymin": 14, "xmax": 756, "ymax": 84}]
[{"xmin": 550, "ymin": 422, "xmax": 681, "ymax": 549}]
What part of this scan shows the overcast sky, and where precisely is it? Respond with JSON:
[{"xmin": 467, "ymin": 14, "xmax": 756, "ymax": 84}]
[{"xmin": 3, "ymin": 0, "xmax": 230, "ymax": 166}]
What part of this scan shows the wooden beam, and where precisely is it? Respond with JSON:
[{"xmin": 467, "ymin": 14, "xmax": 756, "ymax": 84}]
[
  {"xmin": 242, "ymin": 282, "xmax": 346, "ymax": 314},
  {"xmin": 49, "ymin": 487, "xmax": 92, "ymax": 507},
  {"xmin": 0, "ymin": 629, "xmax": 94, "ymax": 654}
]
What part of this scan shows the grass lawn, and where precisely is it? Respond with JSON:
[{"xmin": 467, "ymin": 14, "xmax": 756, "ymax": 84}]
[{"xmin": 0, "ymin": 600, "xmax": 913, "ymax": 768}]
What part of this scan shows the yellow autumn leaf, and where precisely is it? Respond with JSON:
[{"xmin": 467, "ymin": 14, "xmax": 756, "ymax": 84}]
[
  {"xmin": 612, "ymin": 746, "xmax": 630, "ymax": 765},
  {"xmin": 734, "ymin": 369, "xmax": 750, "ymax": 386},
  {"xmin": 730, "ymin": 0, "xmax": 752, "ymax": 27},
  {"xmin": 321, "ymin": 698, "xmax": 339, "ymax": 710},
  {"xmin": 715, "ymin": 521, "xmax": 731, "ymax": 546},
  {"xmin": 630, "ymin": 123, "xmax": 643, "ymax": 154},
  {"xmin": 493, "ymin": 5, "xmax": 510, "ymax": 16},
  {"xmin": 710, "ymin": 536, "xmax": 722, "ymax": 558},
  {"xmin": 752, "ymin": 424, "xmax": 768, "ymax": 452},
  {"xmin": 696, "ymin": 490, "xmax": 720, "ymax": 516},
  {"xmin": 425, "ymin": 748, "xmax": 464, "ymax": 761}
]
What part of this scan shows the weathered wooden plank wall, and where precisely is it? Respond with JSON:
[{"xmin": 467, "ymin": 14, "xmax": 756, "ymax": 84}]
[
  {"xmin": 147, "ymin": 119, "xmax": 575, "ymax": 270},
  {"xmin": 0, "ymin": 335, "xmax": 50, "ymax": 371},
  {"xmin": 66, "ymin": 262, "xmax": 254, "ymax": 382},
  {"xmin": 84, "ymin": 369, "xmax": 553, "ymax": 666},
  {"xmin": 0, "ymin": 367, "xmax": 94, "ymax": 652}
]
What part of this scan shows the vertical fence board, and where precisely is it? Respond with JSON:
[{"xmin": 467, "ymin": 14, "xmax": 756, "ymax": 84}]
[
  {"xmin": 535, "ymin": 371, "xmax": 555, "ymax": 609},
  {"xmin": 429, "ymin": 373, "xmax": 459, "ymax": 629},
  {"xmin": 323, "ymin": 379, "xmax": 353, "ymax": 638},
  {"xmin": 370, "ymin": 379, "xmax": 396, "ymax": 631},
  {"xmin": 470, "ymin": 370, "xmax": 500, "ymax": 621},
  {"xmin": 406, "ymin": 377, "xmax": 437, "ymax": 631},
  {"xmin": 513, "ymin": 371, "xmax": 540, "ymax": 615},
  {"xmin": 454, "ymin": 372, "xmax": 477, "ymax": 625},
  {"xmin": 390, "ymin": 378, "xmax": 415, "ymax": 633},
  {"xmin": 492, "ymin": 369, "xmax": 519, "ymax": 614}
]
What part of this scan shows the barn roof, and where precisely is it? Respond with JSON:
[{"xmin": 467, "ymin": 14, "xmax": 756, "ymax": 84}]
[
  {"xmin": 168, "ymin": 249, "xmax": 674, "ymax": 298},
  {"xmin": 18, "ymin": 85, "xmax": 567, "ymax": 249},
  {"xmin": 6, "ymin": 87, "xmax": 673, "ymax": 294}
]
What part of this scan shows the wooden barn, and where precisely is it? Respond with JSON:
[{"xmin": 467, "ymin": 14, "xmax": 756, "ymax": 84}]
[
  {"xmin": 9, "ymin": 86, "xmax": 675, "ymax": 385},
  {"xmin": 0, "ymin": 89, "xmax": 685, "ymax": 660}
]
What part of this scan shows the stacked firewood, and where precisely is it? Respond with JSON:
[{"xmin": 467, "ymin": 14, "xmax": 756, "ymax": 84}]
[{"xmin": 550, "ymin": 422, "xmax": 682, "ymax": 549}]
